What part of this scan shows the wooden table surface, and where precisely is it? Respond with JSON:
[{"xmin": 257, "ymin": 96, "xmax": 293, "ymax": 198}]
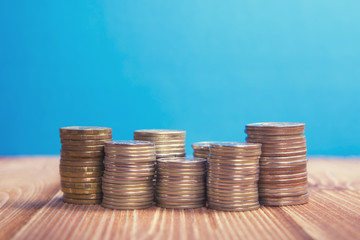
[{"xmin": 0, "ymin": 157, "xmax": 359, "ymax": 240}]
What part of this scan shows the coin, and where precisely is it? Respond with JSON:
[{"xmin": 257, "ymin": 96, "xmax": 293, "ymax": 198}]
[
  {"xmin": 61, "ymin": 145, "xmax": 105, "ymax": 151},
  {"xmin": 60, "ymin": 156, "xmax": 104, "ymax": 161},
  {"xmin": 61, "ymin": 187, "xmax": 102, "ymax": 194},
  {"xmin": 60, "ymin": 139, "xmax": 112, "ymax": 146},
  {"xmin": 60, "ymin": 171, "xmax": 103, "ymax": 177},
  {"xmin": 60, "ymin": 134, "xmax": 112, "ymax": 140},
  {"xmin": 60, "ymin": 176, "xmax": 102, "ymax": 183},
  {"xmin": 156, "ymin": 203, "xmax": 205, "ymax": 209},
  {"xmin": 61, "ymin": 182, "xmax": 102, "ymax": 189},
  {"xmin": 101, "ymin": 202, "xmax": 153, "ymax": 210},
  {"xmin": 134, "ymin": 129, "xmax": 186, "ymax": 136},
  {"xmin": 63, "ymin": 197, "xmax": 102, "ymax": 205},
  {"xmin": 59, "ymin": 165, "xmax": 103, "ymax": 172},
  {"xmin": 61, "ymin": 150, "xmax": 104, "ymax": 158},
  {"xmin": 60, "ymin": 126, "xmax": 112, "ymax": 135},
  {"xmin": 60, "ymin": 160, "xmax": 103, "ymax": 167},
  {"xmin": 63, "ymin": 193, "xmax": 103, "ymax": 199},
  {"xmin": 208, "ymin": 202, "xmax": 260, "ymax": 212}
]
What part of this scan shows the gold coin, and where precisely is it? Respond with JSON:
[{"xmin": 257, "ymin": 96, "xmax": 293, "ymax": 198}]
[
  {"xmin": 60, "ymin": 171, "xmax": 103, "ymax": 177},
  {"xmin": 61, "ymin": 139, "xmax": 110, "ymax": 146},
  {"xmin": 61, "ymin": 150, "xmax": 104, "ymax": 158},
  {"xmin": 63, "ymin": 193, "xmax": 102, "ymax": 199},
  {"xmin": 61, "ymin": 182, "xmax": 101, "ymax": 189},
  {"xmin": 63, "ymin": 197, "xmax": 101, "ymax": 205},
  {"xmin": 60, "ymin": 134, "xmax": 112, "ymax": 140},
  {"xmin": 62, "ymin": 145, "xmax": 105, "ymax": 151},
  {"xmin": 60, "ymin": 126, "xmax": 112, "ymax": 135},
  {"xmin": 61, "ymin": 187, "xmax": 102, "ymax": 194},
  {"xmin": 60, "ymin": 156, "xmax": 104, "ymax": 161},
  {"xmin": 59, "ymin": 165, "xmax": 103, "ymax": 172},
  {"xmin": 60, "ymin": 160, "xmax": 103, "ymax": 167},
  {"xmin": 60, "ymin": 176, "xmax": 101, "ymax": 183}
]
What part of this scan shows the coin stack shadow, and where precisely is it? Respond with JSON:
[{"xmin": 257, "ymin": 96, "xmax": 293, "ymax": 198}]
[
  {"xmin": 245, "ymin": 122, "xmax": 309, "ymax": 206},
  {"xmin": 133, "ymin": 130, "xmax": 186, "ymax": 159},
  {"xmin": 207, "ymin": 142, "xmax": 262, "ymax": 211},
  {"xmin": 59, "ymin": 127, "xmax": 112, "ymax": 205},
  {"xmin": 101, "ymin": 140, "xmax": 156, "ymax": 210},
  {"xmin": 155, "ymin": 157, "xmax": 207, "ymax": 209},
  {"xmin": 192, "ymin": 142, "xmax": 215, "ymax": 160}
]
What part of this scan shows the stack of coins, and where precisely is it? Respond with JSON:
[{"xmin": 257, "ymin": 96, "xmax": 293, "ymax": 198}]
[
  {"xmin": 101, "ymin": 140, "xmax": 156, "ymax": 210},
  {"xmin": 133, "ymin": 130, "xmax": 186, "ymax": 159},
  {"xmin": 156, "ymin": 157, "xmax": 206, "ymax": 209},
  {"xmin": 207, "ymin": 142, "xmax": 262, "ymax": 211},
  {"xmin": 59, "ymin": 127, "xmax": 112, "ymax": 204},
  {"xmin": 192, "ymin": 142, "xmax": 216, "ymax": 160},
  {"xmin": 245, "ymin": 122, "xmax": 309, "ymax": 206}
]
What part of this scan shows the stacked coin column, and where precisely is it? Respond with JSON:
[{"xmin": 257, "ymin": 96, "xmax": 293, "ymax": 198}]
[
  {"xmin": 59, "ymin": 127, "xmax": 112, "ymax": 205},
  {"xmin": 192, "ymin": 142, "xmax": 215, "ymax": 160},
  {"xmin": 133, "ymin": 130, "xmax": 186, "ymax": 159},
  {"xmin": 101, "ymin": 140, "xmax": 156, "ymax": 210},
  {"xmin": 156, "ymin": 157, "xmax": 206, "ymax": 209},
  {"xmin": 245, "ymin": 122, "xmax": 309, "ymax": 206},
  {"xmin": 207, "ymin": 142, "xmax": 262, "ymax": 211}
]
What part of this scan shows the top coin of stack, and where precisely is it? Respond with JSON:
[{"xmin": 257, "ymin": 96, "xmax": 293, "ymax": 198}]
[
  {"xmin": 133, "ymin": 130, "xmax": 186, "ymax": 158},
  {"xmin": 59, "ymin": 126, "xmax": 112, "ymax": 205},
  {"xmin": 245, "ymin": 122, "xmax": 309, "ymax": 206},
  {"xmin": 192, "ymin": 142, "xmax": 217, "ymax": 160},
  {"xmin": 207, "ymin": 142, "xmax": 262, "ymax": 212}
]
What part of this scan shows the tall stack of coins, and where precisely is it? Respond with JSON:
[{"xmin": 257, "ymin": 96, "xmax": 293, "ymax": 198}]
[
  {"xmin": 207, "ymin": 142, "xmax": 262, "ymax": 211},
  {"xmin": 133, "ymin": 130, "xmax": 186, "ymax": 159},
  {"xmin": 245, "ymin": 122, "xmax": 308, "ymax": 206},
  {"xmin": 192, "ymin": 142, "xmax": 216, "ymax": 160},
  {"xmin": 101, "ymin": 140, "xmax": 156, "ymax": 210},
  {"xmin": 59, "ymin": 127, "xmax": 112, "ymax": 204},
  {"xmin": 155, "ymin": 157, "xmax": 206, "ymax": 209}
]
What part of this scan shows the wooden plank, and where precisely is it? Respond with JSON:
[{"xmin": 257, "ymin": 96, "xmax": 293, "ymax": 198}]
[{"xmin": 0, "ymin": 157, "xmax": 359, "ymax": 240}]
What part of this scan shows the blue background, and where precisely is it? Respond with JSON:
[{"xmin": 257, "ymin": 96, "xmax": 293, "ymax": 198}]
[{"xmin": 1, "ymin": 1, "xmax": 359, "ymax": 156}]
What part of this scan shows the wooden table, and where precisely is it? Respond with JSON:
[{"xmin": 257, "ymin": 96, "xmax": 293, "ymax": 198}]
[{"xmin": 0, "ymin": 157, "xmax": 359, "ymax": 240}]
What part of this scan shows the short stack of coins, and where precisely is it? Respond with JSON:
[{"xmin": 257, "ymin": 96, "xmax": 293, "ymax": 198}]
[
  {"xmin": 133, "ymin": 130, "xmax": 186, "ymax": 159},
  {"xmin": 192, "ymin": 142, "xmax": 216, "ymax": 160},
  {"xmin": 59, "ymin": 127, "xmax": 112, "ymax": 204},
  {"xmin": 156, "ymin": 157, "xmax": 206, "ymax": 209},
  {"xmin": 101, "ymin": 140, "xmax": 156, "ymax": 210},
  {"xmin": 207, "ymin": 142, "xmax": 262, "ymax": 211},
  {"xmin": 245, "ymin": 122, "xmax": 309, "ymax": 206}
]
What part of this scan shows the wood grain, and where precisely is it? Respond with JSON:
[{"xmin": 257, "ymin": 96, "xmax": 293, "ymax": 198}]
[{"xmin": 0, "ymin": 156, "xmax": 359, "ymax": 240}]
